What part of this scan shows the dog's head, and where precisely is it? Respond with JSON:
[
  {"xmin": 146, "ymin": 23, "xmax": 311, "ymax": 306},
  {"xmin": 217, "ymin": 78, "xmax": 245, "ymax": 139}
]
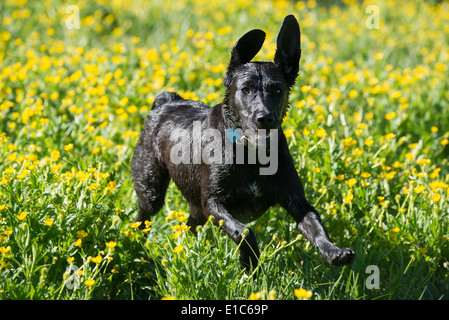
[{"xmin": 223, "ymin": 15, "xmax": 301, "ymax": 138}]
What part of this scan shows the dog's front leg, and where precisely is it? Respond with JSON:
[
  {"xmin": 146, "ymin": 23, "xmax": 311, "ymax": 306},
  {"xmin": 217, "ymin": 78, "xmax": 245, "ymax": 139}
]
[
  {"xmin": 203, "ymin": 199, "xmax": 260, "ymax": 270},
  {"xmin": 276, "ymin": 142, "xmax": 355, "ymax": 265},
  {"xmin": 287, "ymin": 197, "xmax": 355, "ymax": 266}
]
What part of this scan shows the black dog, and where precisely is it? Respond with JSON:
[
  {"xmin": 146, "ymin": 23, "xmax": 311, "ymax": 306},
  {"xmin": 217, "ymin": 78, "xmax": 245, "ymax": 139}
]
[{"xmin": 131, "ymin": 15, "xmax": 355, "ymax": 269}]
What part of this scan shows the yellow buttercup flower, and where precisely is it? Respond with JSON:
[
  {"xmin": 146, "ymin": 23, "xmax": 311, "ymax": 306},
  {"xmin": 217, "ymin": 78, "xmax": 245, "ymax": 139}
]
[
  {"xmin": 430, "ymin": 194, "xmax": 441, "ymax": 202},
  {"xmin": 15, "ymin": 211, "xmax": 27, "ymax": 221},
  {"xmin": 85, "ymin": 279, "xmax": 95, "ymax": 287},
  {"xmin": 51, "ymin": 150, "xmax": 60, "ymax": 161},
  {"xmin": 414, "ymin": 185, "xmax": 424, "ymax": 194},
  {"xmin": 417, "ymin": 158, "xmax": 430, "ymax": 165},
  {"xmin": 249, "ymin": 292, "xmax": 262, "ymax": 300},
  {"xmin": 364, "ymin": 138, "xmax": 374, "ymax": 146},
  {"xmin": 384, "ymin": 133, "xmax": 396, "ymax": 140},
  {"xmin": 284, "ymin": 127, "xmax": 295, "ymax": 138},
  {"xmin": 106, "ymin": 241, "xmax": 117, "ymax": 249},
  {"xmin": 344, "ymin": 191, "xmax": 354, "ymax": 204},
  {"xmin": 348, "ymin": 89, "xmax": 358, "ymax": 98},
  {"xmin": 294, "ymin": 288, "xmax": 313, "ymax": 299},
  {"xmin": 345, "ymin": 178, "xmax": 357, "ymax": 187},
  {"xmin": 302, "ymin": 127, "xmax": 310, "ymax": 136},
  {"xmin": 129, "ymin": 221, "xmax": 142, "ymax": 229},
  {"xmin": 91, "ymin": 255, "xmax": 102, "ymax": 264},
  {"xmin": 315, "ymin": 128, "xmax": 327, "ymax": 138},
  {"xmin": 173, "ymin": 244, "xmax": 183, "ymax": 254},
  {"xmin": 107, "ymin": 181, "xmax": 117, "ymax": 191},
  {"xmin": 361, "ymin": 172, "xmax": 371, "ymax": 178},
  {"xmin": 0, "ymin": 246, "xmax": 11, "ymax": 254},
  {"xmin": 77, "ymin": 230, "xmax": 88, "ymax": 238},
  {"xmin": 385, "ymin": 112, "xmax": 396, "ymax": 120},
  {"xmin": 405, "ymin": 152, "xmax": 414, "ymax": 160}
]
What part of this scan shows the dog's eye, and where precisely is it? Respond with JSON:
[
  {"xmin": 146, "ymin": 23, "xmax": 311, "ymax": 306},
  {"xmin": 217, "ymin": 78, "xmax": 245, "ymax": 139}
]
[
  {"xmin": 274, "ymin": 88, "xmax": 282, "ymax": 95},
  {"xmin": 242, "ymin": 87, "xmax": 250, "ymax": 94}
]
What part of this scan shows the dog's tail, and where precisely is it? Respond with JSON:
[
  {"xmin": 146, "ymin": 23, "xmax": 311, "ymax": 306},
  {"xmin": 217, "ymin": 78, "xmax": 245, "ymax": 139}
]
[{"xmin": 152, "ymin": 91, "xmax": 183, "ymax": 110}]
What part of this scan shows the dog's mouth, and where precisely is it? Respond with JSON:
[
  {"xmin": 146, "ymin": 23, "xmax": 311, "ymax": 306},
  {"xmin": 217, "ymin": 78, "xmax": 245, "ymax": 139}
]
[{"xmin": 236, "ymin": 129, "xmax": 274, "ymax": 147}]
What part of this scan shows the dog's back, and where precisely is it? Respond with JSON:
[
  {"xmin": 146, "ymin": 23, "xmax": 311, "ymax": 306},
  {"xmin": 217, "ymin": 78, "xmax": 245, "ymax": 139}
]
[{"xmin": 137, "ymin": 91, "xmax": 210, "ymax": 159}]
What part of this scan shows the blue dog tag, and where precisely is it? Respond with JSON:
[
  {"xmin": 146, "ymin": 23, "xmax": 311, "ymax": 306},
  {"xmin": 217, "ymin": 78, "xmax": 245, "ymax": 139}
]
[{"xmin": 226, "ymin": 128, "xmax": 241, "ymax": 143}]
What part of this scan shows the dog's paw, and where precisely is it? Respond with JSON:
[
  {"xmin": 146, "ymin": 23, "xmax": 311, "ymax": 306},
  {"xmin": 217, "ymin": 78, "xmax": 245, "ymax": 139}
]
[{"xmin": 329, "ymin": 248, "xmax": 356, "ymax": 266}]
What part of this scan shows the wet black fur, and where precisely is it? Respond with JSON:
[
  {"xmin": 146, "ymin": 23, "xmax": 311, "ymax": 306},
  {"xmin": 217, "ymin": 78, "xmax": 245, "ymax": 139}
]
[{"xmin": 131, "ymin": 15, "xmax": 355, "ymax": 269}]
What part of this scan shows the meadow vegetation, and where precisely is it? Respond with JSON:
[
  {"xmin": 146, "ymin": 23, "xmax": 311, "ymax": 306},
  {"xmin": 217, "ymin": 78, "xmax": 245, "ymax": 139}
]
[{"xmin": 0, "ymin": 0, "xmax": 448, "ymax": 299}]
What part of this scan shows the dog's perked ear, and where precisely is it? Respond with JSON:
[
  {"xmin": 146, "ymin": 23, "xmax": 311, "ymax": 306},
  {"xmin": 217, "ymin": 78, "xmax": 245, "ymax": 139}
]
[
  {"xmin": 274, "ymin": 15, "xmax": 301, "ymax": 87},
  {"xmin": 224, "ymin": 29, "xmax": 266, "ymax": 87}
]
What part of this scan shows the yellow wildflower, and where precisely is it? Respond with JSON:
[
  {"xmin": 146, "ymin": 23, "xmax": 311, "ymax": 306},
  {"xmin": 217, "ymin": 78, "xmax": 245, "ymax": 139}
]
[
  {"xmin": 430, "ymin": 194, "xmax": 441, "ymax": 202},
  {"xmin": 344, "ymin": 190, "xmax": 354, "ymax": 204},
  {"xmin": 302, "ymin": 127, "xmax": 311, "ymax": 136},
  {"xmin": 129, "ymin": 221, "xmax": 142, "ymax": 229},
  {"xmin": 15, "ymin": 211, "xmax": 27, "ymax": 221},
  {"xmin": 384, "ymin": 133, "xmax": 396, "ymax": 140},
  {"xmin": 294, "ymin": 288, "xmax": 313, "ymax": 299},
  {"xmin": 173, "ymin": 244, "xmax": 183, "ymax": 254},
  {"xmin": 106, "ymin": 241, "xmax": 117, "ymax": 249},
  {"xmin": 249, "ymin": 292, "xmax": 262, "ymax": 300},
  {"xmin": 107, "ymin": 181, "xmax": 117, "ymax": 191},
  {"xmin": 345, "ymin": 178, "xmax": 357, "ymax": 187},
  {"xmin": 0, "ymin": 246, "xmax": 11, "ymax": 255},
  {"xmin": 315, "ymin": 128, "xmax": 327, "ymax": 138},
  {"xmin": 91, "ymin": 255, "xmax": 102, "ymax": 264},
  {"xmin": 419, "ymin": 248, "xmax": 427, "ymax": 255},
  {"xmin": 51, "ymin": 150, "xmax": 60, "ymax": 161},
  {"xmin": 361, "ymin": 172, "xmax": 371, "ymax": 178},
  {"xmin": 284, "ymin": 127, "xmax": 295, "ymax": 138},
  {"xmin": 77, "ymin": 230, "xmax": 88, "ymax": 238},
  {"xmin": 385, "ymin": 112, "xmax": 396, "ymax": 120},
  {"xmin": 348, "ymin": 89, "xmax": 358, "ymax": 98},
  {"xmin": 364, "ymin": 138, "xmax": 374, "ymax": 146},
  {"xmin": 85, "ymin": 279, "xmax": 95, "ymax": 287},
  {"xmin": 417, "ymin": 158, "xmax": 430, "ymax": 165},
  {"xmin": 414, "ymin": 185, "xmax": 424, "ymax": 194}
]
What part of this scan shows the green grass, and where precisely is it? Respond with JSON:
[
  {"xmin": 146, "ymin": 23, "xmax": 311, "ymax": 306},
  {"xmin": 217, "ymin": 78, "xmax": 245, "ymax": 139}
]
[{"xmin": 0, "ymin": 0, "xmax": 449, "ymax": 300}]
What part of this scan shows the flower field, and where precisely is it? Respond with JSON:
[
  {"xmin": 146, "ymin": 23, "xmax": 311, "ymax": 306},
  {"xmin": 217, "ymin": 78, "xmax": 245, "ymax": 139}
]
[{"xmin": 0, "ymin": 0, "xmax": 448, "ymax": 300}]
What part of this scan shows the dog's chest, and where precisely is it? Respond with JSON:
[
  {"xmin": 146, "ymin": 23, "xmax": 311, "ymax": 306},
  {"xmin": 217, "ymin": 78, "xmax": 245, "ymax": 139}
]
[
  {"xmin": 246, "ymin": 181, "xmax": 261, "ymax": 197},
  {"xmin": 224, "ymin": 177, "xmax": 271, "ymax": 223},
  {"xmin": 237, "ymin": 173, "xmax": 262, "ymax": 198}
]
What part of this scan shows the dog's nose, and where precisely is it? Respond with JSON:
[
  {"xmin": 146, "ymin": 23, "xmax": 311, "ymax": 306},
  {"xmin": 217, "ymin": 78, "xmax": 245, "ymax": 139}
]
[{"xmin": 256, "ymin": 113, "xmax": 276, "ymax": 129}]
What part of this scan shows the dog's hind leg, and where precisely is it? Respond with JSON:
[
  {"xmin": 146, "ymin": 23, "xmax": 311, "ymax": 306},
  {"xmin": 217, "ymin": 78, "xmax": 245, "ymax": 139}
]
[
  {"xmin": 187, "ymin": 204, "xmax": 206, "ymax": 234},
  {"xmin": 131, "ymin": 147, "xmax": 170, "ymax": 227}
]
